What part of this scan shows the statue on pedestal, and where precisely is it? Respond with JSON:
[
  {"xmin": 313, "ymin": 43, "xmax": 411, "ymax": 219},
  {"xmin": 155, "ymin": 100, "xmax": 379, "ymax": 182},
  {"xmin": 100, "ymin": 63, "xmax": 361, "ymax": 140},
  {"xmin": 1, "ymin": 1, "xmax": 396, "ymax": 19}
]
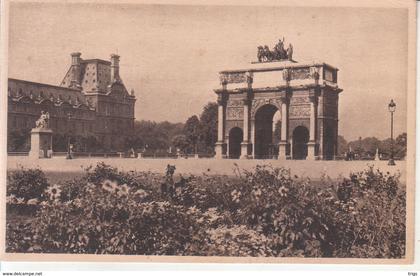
[
  {"xmin": 35, "ymin": 111, "xmax": 50, "ymax": 129},
  {"xmin": 30, "ymin": 111, "xmax": 53, "ymax": 159}
]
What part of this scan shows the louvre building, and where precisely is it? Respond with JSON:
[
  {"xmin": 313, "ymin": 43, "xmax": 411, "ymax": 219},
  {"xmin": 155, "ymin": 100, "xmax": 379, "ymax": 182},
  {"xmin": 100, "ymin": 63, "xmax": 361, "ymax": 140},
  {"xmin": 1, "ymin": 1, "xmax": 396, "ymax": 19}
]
[{"xmin": 7, "ymin": 53, "xmax": 136, "ymax": 152}]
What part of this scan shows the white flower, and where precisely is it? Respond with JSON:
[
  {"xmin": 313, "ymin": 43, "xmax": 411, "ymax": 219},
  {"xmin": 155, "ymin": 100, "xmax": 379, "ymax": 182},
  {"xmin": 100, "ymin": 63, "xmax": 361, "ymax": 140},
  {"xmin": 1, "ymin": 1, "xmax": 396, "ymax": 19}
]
[
  {"xmin": 231, "ymin": 189, "xmax": 241, "ymax": 203},
  {"xmin": 134, "ymin": 189, "xmax": 148, "ymax": 199},
  {"xmin": 187, "ymin": 206, "xmax": 199, "ymax": 214},
  {"xmin": 175, "ymin": 187, "xmax": 182, "ymax": 196},
  {"xmin": 45, "ymin": 184, "xmax": 62, "ymax": 201},
  {"xmin": 117, "ymin": 184, "xmax": 130, "ymax": 197},
  {"xmin": 101, "ymin": 179, "xmax": 118, "ymax": 193},
  {"xmin": 16, "ymin": 197, "xmax": 25, "ymax": 204},
  {"xmin": 73, "ymin": 198, "xmax": 82, "ymax": 208},
  {"xmin": 251, "ymin": 187, "xmax": 262, "ymax": 199},
  {"xmin": 278, "ymin": 186, "xmax": 289, "ymax": 197},
  {"xmin": 27, "ymin": 198, "xmax": 39, "ymax": 205}
]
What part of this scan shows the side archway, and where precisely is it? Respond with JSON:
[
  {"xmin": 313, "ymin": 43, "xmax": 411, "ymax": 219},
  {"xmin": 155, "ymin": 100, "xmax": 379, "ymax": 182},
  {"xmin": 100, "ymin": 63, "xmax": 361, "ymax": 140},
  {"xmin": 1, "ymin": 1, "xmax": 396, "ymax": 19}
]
[{"xmin": 228, "ymin": 127, "xmax": 243, "ymax": 159}]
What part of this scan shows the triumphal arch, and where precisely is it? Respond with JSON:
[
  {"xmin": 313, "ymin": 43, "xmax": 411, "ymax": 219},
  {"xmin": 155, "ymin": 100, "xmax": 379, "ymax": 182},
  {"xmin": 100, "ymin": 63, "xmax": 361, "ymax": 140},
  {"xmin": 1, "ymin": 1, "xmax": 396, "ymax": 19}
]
[{"xmin": 214, "ymin": 39, "xmax": 342, "ymax": 160}]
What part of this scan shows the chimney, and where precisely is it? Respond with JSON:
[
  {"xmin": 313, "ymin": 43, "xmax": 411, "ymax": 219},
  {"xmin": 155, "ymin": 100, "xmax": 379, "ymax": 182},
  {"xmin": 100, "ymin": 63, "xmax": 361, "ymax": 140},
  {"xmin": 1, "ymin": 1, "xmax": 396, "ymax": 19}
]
[
  {"xmin": 110, "ymin": 54, "xmax": 120, "ymax": 82},
  {"xmin": 70, "ymin": 52, "xmax": 82, "ymax": 88}
]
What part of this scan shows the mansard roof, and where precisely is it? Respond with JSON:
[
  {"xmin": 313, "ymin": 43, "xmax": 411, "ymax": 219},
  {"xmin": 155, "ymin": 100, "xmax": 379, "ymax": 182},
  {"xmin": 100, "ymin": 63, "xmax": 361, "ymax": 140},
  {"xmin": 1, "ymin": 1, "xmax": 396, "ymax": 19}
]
[
  {"xmin": 60, "ymin": 59, "xmax": 112, "ymax": 93},
  {"xmin": 8, "ymin": 78, "xmax": 95, "ymax": 110}
]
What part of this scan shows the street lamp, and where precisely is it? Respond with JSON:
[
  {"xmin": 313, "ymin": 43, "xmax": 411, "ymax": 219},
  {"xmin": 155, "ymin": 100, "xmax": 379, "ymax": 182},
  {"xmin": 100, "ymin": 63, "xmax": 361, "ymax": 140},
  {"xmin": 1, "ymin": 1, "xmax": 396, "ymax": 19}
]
[
  {"xmin": 388, "ymin": 99, "xmax": 396, "ymax": 166},
  {"xmin": 66, "ymin": 112, "xmax": 73, "ymax": 159}
]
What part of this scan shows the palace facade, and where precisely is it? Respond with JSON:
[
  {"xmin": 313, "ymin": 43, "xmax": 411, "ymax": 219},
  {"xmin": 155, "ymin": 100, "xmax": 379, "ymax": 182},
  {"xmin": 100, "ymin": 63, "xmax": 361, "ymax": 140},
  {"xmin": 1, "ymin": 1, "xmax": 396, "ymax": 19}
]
[{"xmin": 8, "ymin": 53, "xmax": 136, "ymax": 152}]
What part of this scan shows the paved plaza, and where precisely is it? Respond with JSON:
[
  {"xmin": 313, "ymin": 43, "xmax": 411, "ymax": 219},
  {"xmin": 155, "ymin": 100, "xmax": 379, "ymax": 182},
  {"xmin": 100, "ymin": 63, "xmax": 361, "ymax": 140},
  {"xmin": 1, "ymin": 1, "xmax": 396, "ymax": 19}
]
[{"xmin": 7, "ymin": 156, "xmax": 406, "ymax": 180}]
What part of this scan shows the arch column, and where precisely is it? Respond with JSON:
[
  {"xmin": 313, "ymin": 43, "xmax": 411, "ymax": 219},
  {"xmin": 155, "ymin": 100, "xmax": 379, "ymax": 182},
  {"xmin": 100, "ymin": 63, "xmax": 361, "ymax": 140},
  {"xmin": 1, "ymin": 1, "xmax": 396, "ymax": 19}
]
[
  {"xmin": 215, "ymin": 92, "xmax": 227, "ymax": 159},
  {"xmin": 250, "ymin": 119, "xmax": 255, "ymax": 158},
  {"xmin": 240, "ymin": 99, "xmax": 250, "ymax": 159},
  {"xmin": 240, "ymin": 72, "xmax": 253, "ymax": 159},
  {"xmin": 278, "ymin": 90, "xmax": 290, "ymax": 160},
  {"xmin": 307, "ymin": 91, "xmax": 318, "ymax": 160}
]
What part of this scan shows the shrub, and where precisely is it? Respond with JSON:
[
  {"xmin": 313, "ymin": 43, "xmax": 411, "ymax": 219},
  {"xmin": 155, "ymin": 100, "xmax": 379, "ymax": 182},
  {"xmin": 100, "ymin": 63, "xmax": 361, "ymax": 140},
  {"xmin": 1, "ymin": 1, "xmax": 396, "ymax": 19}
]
[
  {"xmin": 5, "ymin": 163, "xmax": 406, "ymax": 258},
  {"xmin": 7, "ymin": 167, "xmax": 48, "ymax": 201}
]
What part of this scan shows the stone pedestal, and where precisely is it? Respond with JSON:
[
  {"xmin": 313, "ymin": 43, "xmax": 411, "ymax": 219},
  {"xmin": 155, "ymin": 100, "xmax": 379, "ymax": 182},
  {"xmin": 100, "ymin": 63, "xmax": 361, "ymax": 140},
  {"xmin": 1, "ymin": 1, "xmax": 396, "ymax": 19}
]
[
  {"xmin": 278, "ymin": 141, "xmax": 289, "ymax": 160},
  {"xmin": 29, "ymin": 128, "xmax": 53, "ymax": 159},
  {"xmin": 240, "ymin": 142, "xmax": 250, "ymax": 159},
  {"xmin": 307, "ymin": 142, "xmax": 317, "ymax": 160},
  {"xmin": 215, "ymin": 142, "xmax": 226, "ymax": 159},
  {"xmin": 374, "ymin": 148, "xmax": 380, "ymax": 161}
]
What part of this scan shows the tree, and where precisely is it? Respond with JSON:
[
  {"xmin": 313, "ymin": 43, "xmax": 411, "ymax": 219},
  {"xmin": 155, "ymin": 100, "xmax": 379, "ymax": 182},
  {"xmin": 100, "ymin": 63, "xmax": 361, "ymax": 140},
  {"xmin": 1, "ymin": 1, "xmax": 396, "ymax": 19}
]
[
  {"xmin": 199, "ymin": 102, "xmax": 218, "ymax": 153},
  {"xmin": 124, "ymin": 136, "xmax": 143, "ymax": 151},
  {"xmin": 363, "ymin": 137, "xmax": 381, "ymax": 157},
  {"xmin": 184, "ymin": 115, "xmax": 200, "ymax": 154},
  {"xmin": 337, "ymin": 135, "xmax": 348, "ymax": 156},
  {"xmin": 387, "ymin": 132, "xmax": 407, "ymax": 159},
  {"xmin": 394, "ymin": 133, "xmax": 407, "ymax": 159},
  {"xmin": 171, "ymin": 134, "xmax": 189, "ymax": 153},
  {"xmin": 131, "ymin": 120, "xmax": 185, "ymax": 153}
]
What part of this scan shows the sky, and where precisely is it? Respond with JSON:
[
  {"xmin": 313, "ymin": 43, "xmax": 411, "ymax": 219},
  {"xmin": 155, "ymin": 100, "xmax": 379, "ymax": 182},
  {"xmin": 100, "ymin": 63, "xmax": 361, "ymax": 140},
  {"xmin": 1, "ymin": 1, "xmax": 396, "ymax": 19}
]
[{"xmin": 8, "ymin": 3, "xmax": 408, "ymax": 141}]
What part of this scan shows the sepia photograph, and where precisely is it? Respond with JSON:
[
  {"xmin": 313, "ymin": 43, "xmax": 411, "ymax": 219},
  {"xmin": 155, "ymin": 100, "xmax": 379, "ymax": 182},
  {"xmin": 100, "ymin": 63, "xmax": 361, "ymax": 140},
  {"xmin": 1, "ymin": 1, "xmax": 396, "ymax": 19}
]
[{"xmin": 1, "ymin": 0, "xmax": 416, "ymax": 265}]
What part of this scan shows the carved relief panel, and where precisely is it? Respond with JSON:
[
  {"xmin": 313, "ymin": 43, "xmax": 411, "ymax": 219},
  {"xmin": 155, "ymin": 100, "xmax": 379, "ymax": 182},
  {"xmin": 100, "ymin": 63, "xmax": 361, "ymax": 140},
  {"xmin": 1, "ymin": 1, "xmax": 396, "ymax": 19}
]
[
  {"xmin": 290, "ymin": 96, "xmax": 310, "ymax": 105},
  {"xmin": 226, "ymin": 99, "xmax": 244, "ymax": 120},
  {"xmin": 226, "ymin": 107, "xmax": 244, "ymax": 120},
  {"xmin": 290, "ymin": 68, "xmax": 311, "ymax": 80},
  {"xmin": 220, "ymin": 73, "xmax": 247, "ymax": 84},
  {"xmin": 289, "ymin": 105, "xmax": 310, "ymax": 118}
]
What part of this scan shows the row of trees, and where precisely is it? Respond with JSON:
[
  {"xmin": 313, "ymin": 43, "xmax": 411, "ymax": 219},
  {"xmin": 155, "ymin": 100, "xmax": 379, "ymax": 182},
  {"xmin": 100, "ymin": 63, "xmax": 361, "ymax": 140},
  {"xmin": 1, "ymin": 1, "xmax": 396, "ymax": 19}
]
[
  {"xmin": 337, "ymin": 133, "xmax": 407, "ymax": 159},
  {"xmin": 125, "ymin": 102, "xmax": 218, "ymax": 155}
]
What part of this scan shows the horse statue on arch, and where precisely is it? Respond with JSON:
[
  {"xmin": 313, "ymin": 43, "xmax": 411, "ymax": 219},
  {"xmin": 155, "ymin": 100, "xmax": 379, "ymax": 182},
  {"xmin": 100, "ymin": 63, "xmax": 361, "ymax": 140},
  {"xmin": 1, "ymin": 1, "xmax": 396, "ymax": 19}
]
[{"xmin": 256, "ymin": 38, "xmax": 293, "ymax": 62}]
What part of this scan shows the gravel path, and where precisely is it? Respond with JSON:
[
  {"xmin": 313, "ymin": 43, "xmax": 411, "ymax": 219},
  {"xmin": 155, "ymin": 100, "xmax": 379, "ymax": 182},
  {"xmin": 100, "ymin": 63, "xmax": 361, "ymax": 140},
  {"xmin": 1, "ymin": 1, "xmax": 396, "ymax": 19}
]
[{"xmin": 7, "ymin": 156, "xmax": 406, "ymax": 181}]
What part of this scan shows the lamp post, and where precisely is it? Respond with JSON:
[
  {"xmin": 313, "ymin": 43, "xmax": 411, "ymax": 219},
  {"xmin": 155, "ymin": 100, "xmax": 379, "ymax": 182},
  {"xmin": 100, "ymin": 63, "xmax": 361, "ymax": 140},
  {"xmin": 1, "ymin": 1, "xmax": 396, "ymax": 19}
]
[
  {"xmin": 388, "ymin": 99, "xmax": 396, "ymax": 166},
  {"xmin": 66, "ymin": 112, "xmax": 73, "ymax": 159}
]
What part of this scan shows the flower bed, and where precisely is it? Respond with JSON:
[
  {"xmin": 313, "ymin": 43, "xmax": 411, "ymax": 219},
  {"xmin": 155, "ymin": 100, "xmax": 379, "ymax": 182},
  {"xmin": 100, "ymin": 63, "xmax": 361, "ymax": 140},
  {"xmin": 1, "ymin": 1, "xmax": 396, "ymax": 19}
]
[{"xmin": 6, "ymin": 162, "xmax": 406, "ymax": 258}]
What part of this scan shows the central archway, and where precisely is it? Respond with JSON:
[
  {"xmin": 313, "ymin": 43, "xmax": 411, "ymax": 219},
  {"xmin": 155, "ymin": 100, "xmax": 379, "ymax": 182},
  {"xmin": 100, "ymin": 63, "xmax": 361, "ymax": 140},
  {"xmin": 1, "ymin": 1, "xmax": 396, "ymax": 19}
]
[
  {"xmin": 254, "ymin": 104, "xmax": 279, "ymax": 159},
  {"xmin": 228, "ymin": 127, "xmax": 243, "ymax": 159},
  {"xmin": 292, "ymin": 126, "xmax": 309, "ymax": 160}
]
